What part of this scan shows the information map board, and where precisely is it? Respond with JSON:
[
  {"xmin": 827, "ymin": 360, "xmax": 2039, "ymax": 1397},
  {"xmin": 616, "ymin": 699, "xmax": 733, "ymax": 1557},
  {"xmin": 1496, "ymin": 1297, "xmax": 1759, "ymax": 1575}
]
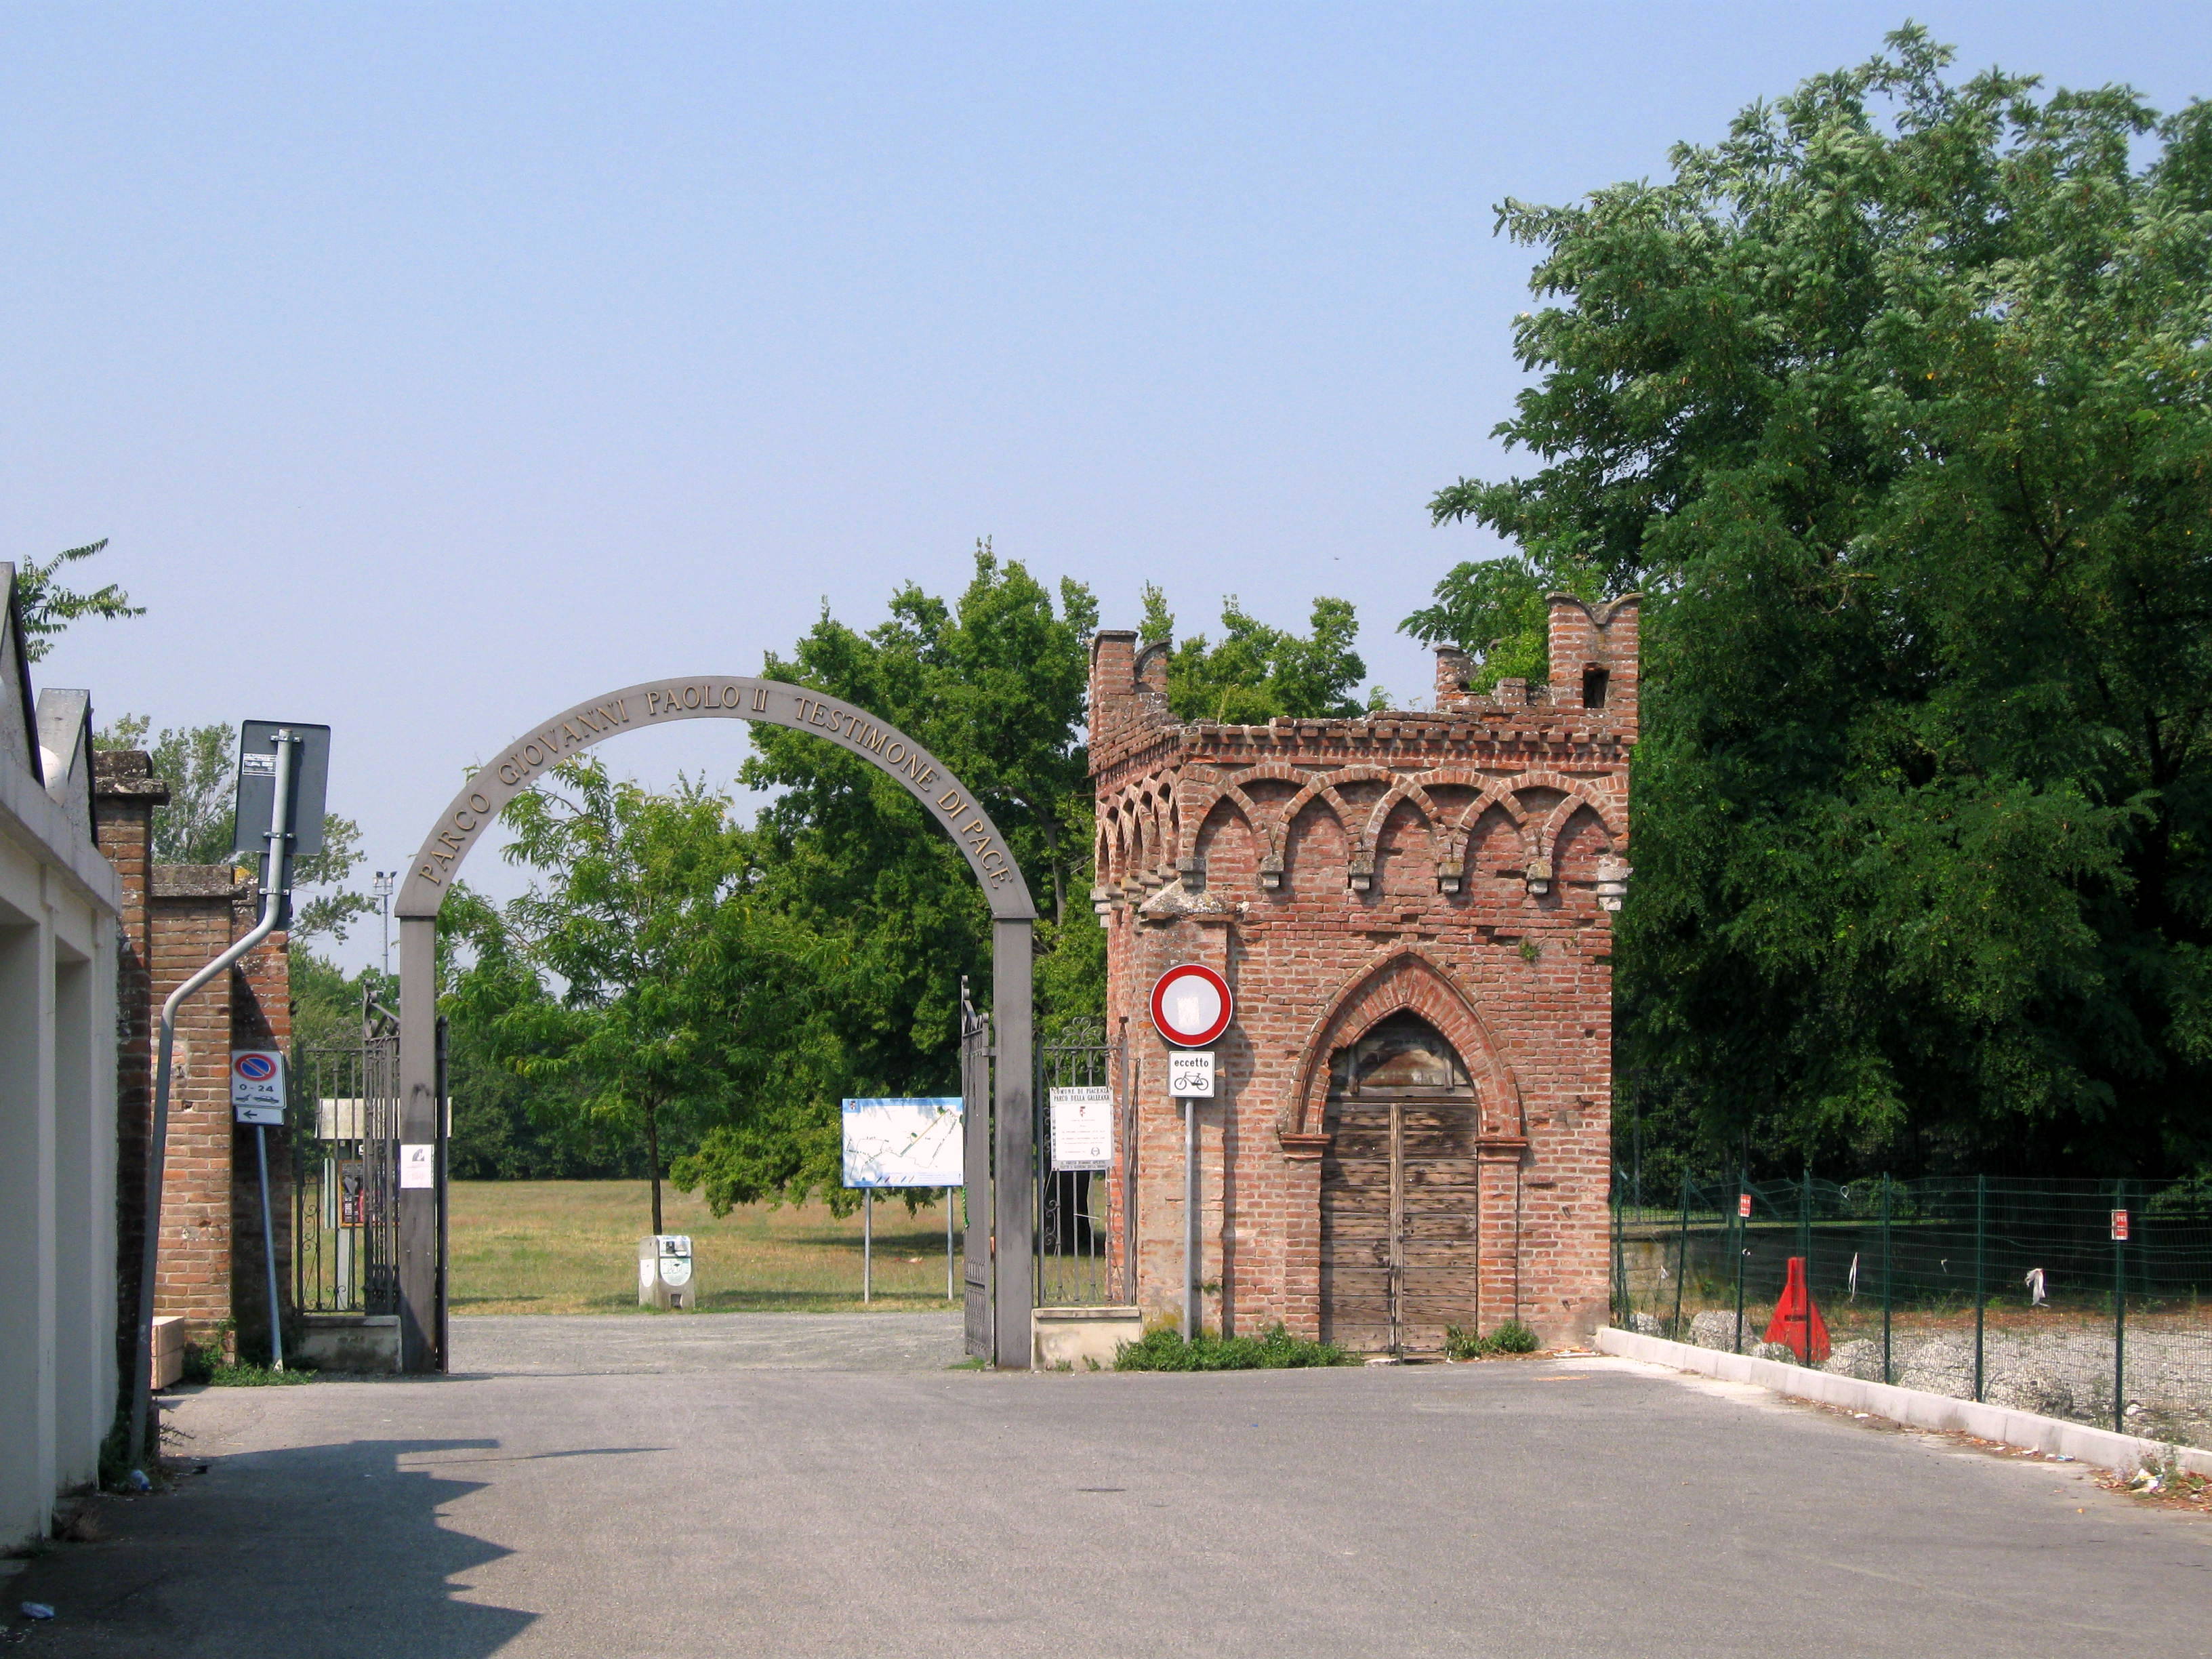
[{"xmin": 842, "ymin": 1098, "xmax": 965, "ymax": 1189}]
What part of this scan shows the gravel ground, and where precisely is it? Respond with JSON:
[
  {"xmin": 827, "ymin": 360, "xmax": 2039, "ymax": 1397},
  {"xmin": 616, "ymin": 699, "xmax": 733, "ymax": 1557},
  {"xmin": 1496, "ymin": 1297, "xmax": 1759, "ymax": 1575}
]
[{"xmin": 449, "ymin": 1310, "xmax": 966, "ymax": 1374}]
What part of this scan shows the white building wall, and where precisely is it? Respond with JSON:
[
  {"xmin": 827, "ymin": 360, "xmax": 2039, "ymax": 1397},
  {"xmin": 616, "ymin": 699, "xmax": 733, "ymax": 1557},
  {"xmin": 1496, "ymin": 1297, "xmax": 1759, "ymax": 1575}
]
[{"xmin": 0, "ymin": 569, "xmax": 122, "ymax": 1549}]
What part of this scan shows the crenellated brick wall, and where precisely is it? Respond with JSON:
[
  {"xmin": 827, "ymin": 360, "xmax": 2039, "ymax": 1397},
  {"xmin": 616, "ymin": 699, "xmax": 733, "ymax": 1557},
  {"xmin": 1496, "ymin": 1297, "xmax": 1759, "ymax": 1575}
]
[
  {"xmin": 96, "ymin": 752, "xmax": 293, "ymax": 1364},
  {"xmin": 1090, "ymin": 594, "xmax": 1637, "ymax": 1348}
]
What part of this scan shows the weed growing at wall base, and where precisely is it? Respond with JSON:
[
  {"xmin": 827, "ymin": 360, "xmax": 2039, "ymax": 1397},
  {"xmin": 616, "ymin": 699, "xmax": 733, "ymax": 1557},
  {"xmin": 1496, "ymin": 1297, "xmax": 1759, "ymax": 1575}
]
[
  {"xmin": 1113, "ymin": 1324, "xmax": 1359, "ymax": 1370},
  {"xmin": 1444, "ymin": 1321, "xmax": 1539, "ymax": 1359}
]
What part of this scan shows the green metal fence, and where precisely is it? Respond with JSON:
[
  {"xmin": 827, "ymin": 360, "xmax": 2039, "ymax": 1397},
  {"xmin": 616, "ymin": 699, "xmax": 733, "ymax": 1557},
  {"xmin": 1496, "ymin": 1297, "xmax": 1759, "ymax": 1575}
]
[{"xmin": 1611, "ymin": 1172, "xmax": 2212, "ymax": 1448}]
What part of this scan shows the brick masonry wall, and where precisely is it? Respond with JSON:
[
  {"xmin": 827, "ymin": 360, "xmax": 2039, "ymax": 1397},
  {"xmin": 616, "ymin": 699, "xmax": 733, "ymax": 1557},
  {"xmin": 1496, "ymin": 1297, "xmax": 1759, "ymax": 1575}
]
[
  {"xmin": 146, "ymin": 874, "xmax": 237, "ymax": 1345},
  {"xmin": 94, "ymin": 754, "xmax": 164, "ymax": 1380},
  {"xmin": 96, "ymin": 752, "xmax": 293, "ymax": 1361},
  {"xmin": 1090, "ymin": 596, "xmax": 1637, "ymax": 1347}
]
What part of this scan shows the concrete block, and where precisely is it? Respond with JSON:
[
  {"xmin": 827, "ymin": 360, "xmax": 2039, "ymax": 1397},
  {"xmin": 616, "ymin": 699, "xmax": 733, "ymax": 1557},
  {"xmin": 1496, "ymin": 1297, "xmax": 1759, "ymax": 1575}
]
[
  {"xmin": 295, "ymin": 1314, "xmax": 401, "ymax": 1374},
  {"xmin": 1033, "ymin": 1306, "xmax": 1144, "ymax": 1370},
  {"xmin": 150, "ymin": 1316, "xmax": 185, "ymax": 1390}
]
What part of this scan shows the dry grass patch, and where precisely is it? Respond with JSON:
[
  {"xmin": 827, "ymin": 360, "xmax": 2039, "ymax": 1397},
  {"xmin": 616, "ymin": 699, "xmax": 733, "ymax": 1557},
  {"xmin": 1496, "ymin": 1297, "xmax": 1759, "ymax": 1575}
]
[{"xmin": 449, "ymin": 1180, "xmax": 961, "ymax": 1314}]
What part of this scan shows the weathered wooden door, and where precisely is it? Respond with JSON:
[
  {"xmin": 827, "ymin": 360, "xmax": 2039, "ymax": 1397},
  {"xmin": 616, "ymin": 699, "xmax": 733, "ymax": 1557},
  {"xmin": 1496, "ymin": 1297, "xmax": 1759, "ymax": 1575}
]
[{"xmin": 1319, "ymin": 1013, "xmax": 1480, "ymax": 1355}]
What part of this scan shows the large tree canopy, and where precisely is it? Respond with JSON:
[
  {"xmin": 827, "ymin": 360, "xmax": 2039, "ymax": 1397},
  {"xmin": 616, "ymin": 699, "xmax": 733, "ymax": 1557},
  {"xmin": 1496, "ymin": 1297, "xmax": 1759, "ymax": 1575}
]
[{"xmin": 1415, "ymin": 28, "xmax": 2212, "ymax": 1176}]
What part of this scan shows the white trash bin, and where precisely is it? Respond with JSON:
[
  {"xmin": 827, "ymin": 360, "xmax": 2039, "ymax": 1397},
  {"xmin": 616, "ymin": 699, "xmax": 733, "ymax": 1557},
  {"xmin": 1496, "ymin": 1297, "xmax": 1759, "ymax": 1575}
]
[{"xmin": 638, "ymin": 1234, "xmax": 695, "ymax": 1310}]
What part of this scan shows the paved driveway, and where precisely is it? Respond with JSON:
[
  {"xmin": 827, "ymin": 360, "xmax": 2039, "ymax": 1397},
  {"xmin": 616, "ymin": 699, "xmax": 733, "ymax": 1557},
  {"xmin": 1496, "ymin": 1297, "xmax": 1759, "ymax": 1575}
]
[{"xmin": 13, "ymin": 1315, "xmax": 2209, "ymax": 1658}]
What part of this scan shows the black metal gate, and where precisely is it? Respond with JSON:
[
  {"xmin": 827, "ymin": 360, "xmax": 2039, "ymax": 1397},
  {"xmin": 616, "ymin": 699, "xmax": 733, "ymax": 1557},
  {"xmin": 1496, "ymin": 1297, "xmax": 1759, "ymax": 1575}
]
[
  {"xmin": 293, "ymin": 1016, "xmax": 403, "ymax": 1315},
  {"xmin": 1036, "ymin": 1021, "xmax": 1126, "ymax": 1308}
]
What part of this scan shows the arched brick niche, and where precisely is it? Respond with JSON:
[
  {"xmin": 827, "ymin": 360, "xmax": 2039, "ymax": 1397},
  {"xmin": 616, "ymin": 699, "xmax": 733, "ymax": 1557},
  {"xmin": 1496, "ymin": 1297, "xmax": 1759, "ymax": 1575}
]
[{"xmin": 1282, "ymin": 948, "xmax": 1524, "ymax": 1143}]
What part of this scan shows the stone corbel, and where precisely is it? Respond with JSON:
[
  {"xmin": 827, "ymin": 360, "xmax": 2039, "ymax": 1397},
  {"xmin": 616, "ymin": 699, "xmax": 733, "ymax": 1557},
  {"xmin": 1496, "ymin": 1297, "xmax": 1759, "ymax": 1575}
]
[
  {"xmin": 1139, "ymin": 883, "xmax": 1239, "ymax": 924},
  {"xmin": 1524, "ymin": 859, "xmax": 1551, "ymax": 898},
  {"xmin": 1595, "ymin": 855, "xmax": 1630, "ymax": 912},
  {"xmin": 1347, "ymin": 853, "xmax": 1375, "ymax": 893},
  {"xmin": 1258, "ymin": 853, "xmax": 1284, "ymax": 890},
  {"xmin": 1436, "ymin": 854, "xmax": 1464, "ymax": 896}
]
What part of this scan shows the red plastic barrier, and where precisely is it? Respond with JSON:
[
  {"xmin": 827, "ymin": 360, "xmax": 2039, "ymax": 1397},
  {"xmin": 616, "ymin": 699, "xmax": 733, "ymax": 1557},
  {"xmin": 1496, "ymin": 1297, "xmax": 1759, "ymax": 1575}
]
[{"xmin": 1764, "ymin": 1255, "xmax": 1830, "ymax": 1364}]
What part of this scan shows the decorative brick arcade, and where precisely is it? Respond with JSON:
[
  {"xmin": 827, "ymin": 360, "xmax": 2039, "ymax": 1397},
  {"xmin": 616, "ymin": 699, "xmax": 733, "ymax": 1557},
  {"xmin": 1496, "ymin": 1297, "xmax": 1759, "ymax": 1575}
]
[{"xmin": 1090, "ymin": 594, "xmax": 1637, "ymax": 1349}]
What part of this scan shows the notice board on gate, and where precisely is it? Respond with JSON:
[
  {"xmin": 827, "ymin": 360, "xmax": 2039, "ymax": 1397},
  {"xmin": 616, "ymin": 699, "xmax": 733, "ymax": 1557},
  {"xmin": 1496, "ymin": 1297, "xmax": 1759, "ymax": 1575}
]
[
  {"xmin": 842, "ymin": 1098, "xmax": 964, "ymax": 1188},
  {"xmin": 1048, "ymin": 1087, "xmax": 1112, "ymax": 1172}
]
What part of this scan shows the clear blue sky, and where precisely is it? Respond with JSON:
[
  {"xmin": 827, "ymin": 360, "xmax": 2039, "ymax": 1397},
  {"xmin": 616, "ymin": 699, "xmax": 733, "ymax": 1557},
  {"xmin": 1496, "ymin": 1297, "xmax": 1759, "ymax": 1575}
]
[{"xmin": 7, "ymin": 4, "xmax": 2207, "ymax": 968}]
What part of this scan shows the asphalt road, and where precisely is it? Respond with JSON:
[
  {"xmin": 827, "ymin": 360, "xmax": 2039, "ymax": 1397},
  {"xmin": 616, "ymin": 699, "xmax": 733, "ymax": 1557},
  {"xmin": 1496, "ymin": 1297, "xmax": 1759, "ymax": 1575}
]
[{"xmin": 12, "ymin": 1315, "xmax": 2209, "ymax": 1658}]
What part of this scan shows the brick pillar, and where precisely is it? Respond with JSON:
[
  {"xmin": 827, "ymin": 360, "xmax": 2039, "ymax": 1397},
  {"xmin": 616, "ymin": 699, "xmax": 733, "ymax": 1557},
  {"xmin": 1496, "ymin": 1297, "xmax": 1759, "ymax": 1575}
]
[
  {"xmin": 99, "ymin": 754, "xmax": 297, "ymax": 1366},
  {"xmin": 93, "ymin": 752, "xmax": 167, "ymax": 1387},
  {"xmin": 146, "ymin": 868, "xmax": 246, "ymax": 1352},
  {"xmin": 1276, "ymin": 1136, "xmax": 1327, "ymax": 1338},
  {"xmin": 1088, "ymin": 631, "xmax": 1140, "ymax": 749},
  {"xmin": 1477, "ymin": 1146, "xmax": 1527, "ymax": 1334}
]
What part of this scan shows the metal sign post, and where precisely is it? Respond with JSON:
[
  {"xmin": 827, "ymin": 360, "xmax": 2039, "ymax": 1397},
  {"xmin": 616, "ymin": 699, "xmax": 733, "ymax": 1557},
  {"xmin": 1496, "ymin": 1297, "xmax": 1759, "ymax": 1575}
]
[
  {"xmin": 1151, "ymin": 964, "xmax": 1233, "ymax": 1343},
  {"xmin": 1169, "ymin": 1052, "xmax": 1214, "ymax": 1338},
  {"xmin": 231, "ymin": 1050, "xmax": 288, "ymax": 1376}
]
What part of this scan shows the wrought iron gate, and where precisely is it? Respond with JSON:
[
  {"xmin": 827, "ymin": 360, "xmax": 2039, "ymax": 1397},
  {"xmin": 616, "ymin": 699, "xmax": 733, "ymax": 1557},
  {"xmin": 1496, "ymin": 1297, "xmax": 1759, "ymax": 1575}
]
[
  {"xmin": 1036, "ymin": 1021, "xmax": 1126, "ymax": 1308},
  {"xmin": 293, "ymin": 1015, "xmax": 403, "ymax": 1315}
]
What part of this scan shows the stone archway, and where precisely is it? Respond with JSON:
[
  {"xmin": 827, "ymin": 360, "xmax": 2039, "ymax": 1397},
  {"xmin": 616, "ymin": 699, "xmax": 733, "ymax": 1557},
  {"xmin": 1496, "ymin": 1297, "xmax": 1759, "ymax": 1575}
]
[{"xmin": 391, "ymin": 677, "xmax": 1037, "ymax": 1370}]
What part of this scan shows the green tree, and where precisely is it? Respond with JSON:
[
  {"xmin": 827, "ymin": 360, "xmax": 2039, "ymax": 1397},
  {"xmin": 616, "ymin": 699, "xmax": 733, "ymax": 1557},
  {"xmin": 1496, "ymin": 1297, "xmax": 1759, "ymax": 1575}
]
[
  {"xmin": 12, "ymin": 539, "xmax": 140, "ymax": 663},
  {"xmin": 1426, "ymin": 28, "xmax": 2212, "ymax": 1176},
  {"xmin": 1141, "ymin": 587, "xmax": 1382, "ymax": 721},
  {"xmin": 1400, "ymin": 554, "xmax": 1603, "ymax": 694},
  {"xmin": 487, "ymin": 759, "xmax": 769, "ymax": 1232},
  {"xmin": 743, "ymin": 544, "xmax": 1101, "ymax": 1049},
  {"xmin": 672, "ymin": 545, "xmax": 1109, "ymax": 1216},
  {"xmin": 436, "ymin": 883, "xmax": 634, "ymax": 1181}
]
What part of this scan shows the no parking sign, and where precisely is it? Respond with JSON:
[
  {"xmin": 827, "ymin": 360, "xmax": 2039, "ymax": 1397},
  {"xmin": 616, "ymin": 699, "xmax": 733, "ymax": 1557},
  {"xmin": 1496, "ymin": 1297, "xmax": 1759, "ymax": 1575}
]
[{"xmin": 231, "ymin": 1050, "xmax": 285, "ymax": 1126}]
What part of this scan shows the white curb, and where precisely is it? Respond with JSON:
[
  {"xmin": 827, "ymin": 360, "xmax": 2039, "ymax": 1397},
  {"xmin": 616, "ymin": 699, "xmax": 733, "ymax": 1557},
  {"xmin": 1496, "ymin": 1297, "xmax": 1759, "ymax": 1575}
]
[{"xmin": 1596, "ymin": 1325, "xmax": 2212, "ymax": 1479}]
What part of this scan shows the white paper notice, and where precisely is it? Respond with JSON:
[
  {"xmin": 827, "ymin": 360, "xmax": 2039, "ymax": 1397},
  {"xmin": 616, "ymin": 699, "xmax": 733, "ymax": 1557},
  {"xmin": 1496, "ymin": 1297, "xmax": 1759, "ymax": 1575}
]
[
  {"xmin": 398, "ymin": 1143, "xmax": 436, "ymax": 1189},
  {"xmin": 1049, "ymin": 1086, "xmax": 1113, "ymax": 1171}
]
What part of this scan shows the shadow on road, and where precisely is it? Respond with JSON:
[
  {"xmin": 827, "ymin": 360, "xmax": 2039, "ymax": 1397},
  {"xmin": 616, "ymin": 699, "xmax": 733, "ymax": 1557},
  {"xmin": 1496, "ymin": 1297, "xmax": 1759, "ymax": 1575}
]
[{"xmin": 14, "ymin": 1437, "xmax": 537, "ymax": 1658}]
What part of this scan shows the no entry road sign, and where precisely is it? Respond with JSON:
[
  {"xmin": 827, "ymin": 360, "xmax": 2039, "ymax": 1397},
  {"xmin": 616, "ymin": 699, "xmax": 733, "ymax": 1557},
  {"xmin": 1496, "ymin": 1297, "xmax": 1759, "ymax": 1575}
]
[{"xmin": 1151, "ymin": 963, "xmax": 1232, "ymax": 1048}]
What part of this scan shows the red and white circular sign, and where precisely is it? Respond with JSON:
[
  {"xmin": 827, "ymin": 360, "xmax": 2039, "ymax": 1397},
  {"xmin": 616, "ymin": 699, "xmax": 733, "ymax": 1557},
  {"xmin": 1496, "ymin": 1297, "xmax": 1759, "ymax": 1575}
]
[{"xmin": 1150, "ymin": 963, "xmax": 1233, "ymax": 1048}]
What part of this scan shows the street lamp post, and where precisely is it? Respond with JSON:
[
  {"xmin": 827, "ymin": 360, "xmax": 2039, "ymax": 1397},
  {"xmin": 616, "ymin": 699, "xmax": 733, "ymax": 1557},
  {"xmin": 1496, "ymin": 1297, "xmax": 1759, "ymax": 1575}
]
[{"xmin": 373, "ymin": 869, "xmax": 394, "ymax": 982}]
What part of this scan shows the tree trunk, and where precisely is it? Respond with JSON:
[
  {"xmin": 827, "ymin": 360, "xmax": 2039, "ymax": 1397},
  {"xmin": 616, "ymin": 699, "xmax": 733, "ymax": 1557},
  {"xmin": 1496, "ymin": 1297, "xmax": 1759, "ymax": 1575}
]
[
  {"xmin": 644, "ymin": 1098, "xmax": 663, "ymax": 1236},
  {"xmin": 1038, "ymin": 817, "xmax": 1065, "ymax": 926}
]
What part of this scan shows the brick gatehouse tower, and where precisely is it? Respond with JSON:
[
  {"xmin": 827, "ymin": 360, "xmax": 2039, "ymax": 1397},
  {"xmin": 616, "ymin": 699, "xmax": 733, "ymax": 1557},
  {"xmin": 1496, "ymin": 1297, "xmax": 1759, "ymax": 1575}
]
[{"xmin": 1090, "ymin": 594, "xmax": 1637, "ymax": 1351}]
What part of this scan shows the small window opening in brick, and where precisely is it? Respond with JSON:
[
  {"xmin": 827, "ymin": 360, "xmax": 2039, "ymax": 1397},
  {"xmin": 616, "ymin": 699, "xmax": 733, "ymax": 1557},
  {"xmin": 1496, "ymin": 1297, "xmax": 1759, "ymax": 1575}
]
[{"xmin": 1581, "ymin": 667, "xmax": 1609, "ymax": 709}]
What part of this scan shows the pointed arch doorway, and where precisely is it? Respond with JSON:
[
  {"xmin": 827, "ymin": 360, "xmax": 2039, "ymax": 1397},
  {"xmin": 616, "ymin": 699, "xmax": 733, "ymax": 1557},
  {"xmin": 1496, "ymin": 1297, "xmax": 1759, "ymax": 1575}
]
[
  {"xmin": 391, "ymin": 677, "xmax": 1038, "ymax": 1371},
  {"xmin": 1319, "ymin": 1012, "xmax": 1481, "ymax": 1355}
]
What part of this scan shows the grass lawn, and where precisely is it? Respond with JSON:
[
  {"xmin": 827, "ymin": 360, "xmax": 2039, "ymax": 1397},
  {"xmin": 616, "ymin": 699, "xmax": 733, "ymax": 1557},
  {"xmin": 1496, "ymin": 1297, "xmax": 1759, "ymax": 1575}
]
[{"xmin": 449, "ymin": 1180, "xmax": 962, "ymax": 1314}]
